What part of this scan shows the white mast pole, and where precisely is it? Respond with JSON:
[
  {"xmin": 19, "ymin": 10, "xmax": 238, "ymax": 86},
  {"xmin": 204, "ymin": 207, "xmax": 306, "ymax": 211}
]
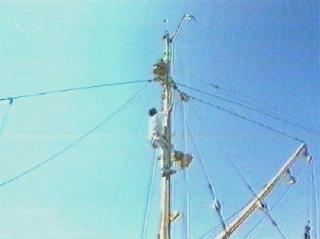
[
  {"xmin": 159, "ymin": 32, "xmax": 173, "ymax": 239},
  {"xmin": 156, "ymin": 15, "xmax": 195, "ymax": 239},
  {"xmin": 217, "ymin": 143, "xmax": 311, "ymax": 238}
]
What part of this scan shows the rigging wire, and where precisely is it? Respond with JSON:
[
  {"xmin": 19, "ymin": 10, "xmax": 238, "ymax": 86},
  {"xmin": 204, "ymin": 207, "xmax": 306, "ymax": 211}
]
[
  {"xmin": 176, "ymin": 82, "xmax": 320, "ymax": 136},
  {"xmin": 142, "ymin": 151, "xmax": 158, "ymax": 239},
  {"xmin": 189, "ymin": 95, "xmax": 305, "ymax": 143},
  {"xmin": 0, "ymin": 99, "xmax": 13, "ymax": 144},
  {"xmin": 0, "ymin": 82, "xmax": 153, "ymax": 188},
  {"xmin": 263, "ymin": 209, "xmax": 288, "ymax": 239},
  {"xmin": 200, "ymin": 200, "xmax": 256, "ymax": 239},
  {"xmin": 190, "ymin": 103, "xmax": 288, "ymax": 239},
  {"xmin": 188, "ymin": 123, "xmax": 217, "ymax": 196},
  {"xmin": 174, "ymin": 68, "xmax": 319, "ymax": 131},
  {"xmin": 190, "ymin": 103, "xmax": 258, "ymax": 197},
  {"xmin": 0, "ymin": 79, "xmax": 152, "ymax": 102},
  {"xmin": 200, "ymin": 203, "xmax": 249, "ymax": 239},
  {"xmin": 309, "ymin": 166, "xmax": 312, "ymax": 236},
  {"xmin": 171, "ymin": 99, "xmax": 177, "ymax": 239},
  {"xmin": 103, "ymin": 113, "xmax": 148, "ymax": 239},
  {"xmin": 182, "ymin": 102, "xmax": 191, "ymax": 239},
  {"xmin": 312, "ymin": 159, "xmax": 319, "ymax": 238},
  {"xmin": 245, "ymin": 163, "xmax": 307, "ymax": 238},
  {"xmin": 188, "ymin": 122, "xmax": 228, "ymax": 234},
  {"xmin": 104, "ymin": 83, "xmax": 155, "ymax": 239},
  {"xmin": 303, "ymin": 165, "xmax": 314, "ymax": 239}
]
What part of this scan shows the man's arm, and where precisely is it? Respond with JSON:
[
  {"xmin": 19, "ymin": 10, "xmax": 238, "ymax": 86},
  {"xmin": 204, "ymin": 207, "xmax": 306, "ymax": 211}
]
[
  {"xmin": 167, "ymin": 102, "xmax": 175, "ymax": 114},
  {"xmin": 160, "ymin": 102, "xmax": 175, "ymax": 118}
]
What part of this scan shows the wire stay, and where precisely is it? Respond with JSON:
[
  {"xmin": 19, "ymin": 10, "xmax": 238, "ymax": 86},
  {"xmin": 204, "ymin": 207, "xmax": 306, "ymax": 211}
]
[
  {"xmin": 176, "ymin": 82, "xmax": 320, "ymax": 136},
  {"xmin": 190, "ymin": 103, "xmax": 258, "ymax": 196},
  {"xmin": 0, "ymin": 79, "xmax": 152, "ymax": 102},
  {"xmin": 174, "ymin": 68, "xmax": 319, "ymax": 131},
  {"xmin": 312, "ymin": 160, "xmax": 319, "ymax": 239},
  {"xmin": 104, "ymin": 83, "xmax": 156, "ymax": 239},
  {"xmin": 0, "ymin": 82, "xmax": 153, "ymax": 188},
  {"xmin": 200, "ymin": 204, "xmax": 248, "ymax": 239},
  {"xmin": 245, "ymin": 164, "xmax": 308, "ymax": 238},
  {"xmin": 189, "ymin": 103, "xmax": 287, "ymax": 238},
  {"xmin": 191, "ymin": 102, "xmax": 289, "ymax": 237},
  {"xmin": 190, "ymin": 95, "xmax": 305, "ymax": 143},
  {"xmin": 182, "ymin": 102, "xmax": 191, "ymax": 239},
  {"xmin": 188, "ymin": 122, "xmax": 228, "ymax": 234},
  {"xmin": 262, "ymin": 207, "xmax": 288, "ymax": 239},
  {"xmin": 0, "ymin": 99, "xmax": 13, "ymax": 144},
  {"xmin": 142, "ymin": 151, "xmax": 158, "ymax": 239}
]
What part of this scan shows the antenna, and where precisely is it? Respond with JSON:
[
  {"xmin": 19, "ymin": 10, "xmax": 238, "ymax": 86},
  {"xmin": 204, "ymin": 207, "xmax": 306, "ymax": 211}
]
[{"xmin": 171, "ymin": 13, "xmax": 197, "ymax": 42}]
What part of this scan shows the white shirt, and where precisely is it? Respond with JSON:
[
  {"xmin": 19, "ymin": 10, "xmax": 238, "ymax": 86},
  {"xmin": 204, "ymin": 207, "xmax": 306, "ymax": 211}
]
[{"xmin": 148, "ymin": 112, "xmax": 167, "ymax": 140}]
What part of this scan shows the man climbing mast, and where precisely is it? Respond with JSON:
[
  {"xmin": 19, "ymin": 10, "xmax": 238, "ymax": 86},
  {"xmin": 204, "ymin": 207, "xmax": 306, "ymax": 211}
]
[
  {"xmin": 148, "ymin": 105, "xmax": 177, "ymax": 177},
  {"xmin": 148, "ymin": 107, "xmax": 172, "ymax": 151}
]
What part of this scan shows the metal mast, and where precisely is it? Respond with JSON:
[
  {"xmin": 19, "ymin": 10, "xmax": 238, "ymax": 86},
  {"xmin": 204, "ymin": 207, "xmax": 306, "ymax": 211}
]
[
  {"xmin": 217, "ymin": 143, "xmax": 312, "ymax": 238},
  {"xmin": 155, "ymin": 14, "xmax": 196, "ymax": 239},
  {"xmin": 158, "ymin": 32, "xmax": 173, "ymax": 239}
]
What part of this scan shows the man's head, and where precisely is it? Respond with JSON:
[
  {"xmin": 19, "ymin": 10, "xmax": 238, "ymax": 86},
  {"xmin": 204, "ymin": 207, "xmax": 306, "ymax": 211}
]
[{"xmin": 149, "ymin": 108, "xmax": 157, "ymax": 116}]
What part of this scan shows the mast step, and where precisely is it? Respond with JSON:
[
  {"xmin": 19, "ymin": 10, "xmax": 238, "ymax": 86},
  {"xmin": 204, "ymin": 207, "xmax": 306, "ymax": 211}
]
[
  {"xmin": 169, "ymin": 211, "xmax": 181, "ymax": 222},
  {"xmin": 162, "ymin": 169, "xmax": 177, "ymax": 177}
]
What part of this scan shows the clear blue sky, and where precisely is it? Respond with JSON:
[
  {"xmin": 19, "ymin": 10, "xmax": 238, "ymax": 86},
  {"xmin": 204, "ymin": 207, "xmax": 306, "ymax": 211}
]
[{"xmin": 0, "ymin": 1, "xmax": 319, "ymax": 239}]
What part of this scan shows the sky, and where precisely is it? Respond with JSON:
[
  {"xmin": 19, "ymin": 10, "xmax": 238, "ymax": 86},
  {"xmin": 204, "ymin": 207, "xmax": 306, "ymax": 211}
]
[{"xmin": 0, "ymin": 1, "xmax": 319, "ymax": 239}]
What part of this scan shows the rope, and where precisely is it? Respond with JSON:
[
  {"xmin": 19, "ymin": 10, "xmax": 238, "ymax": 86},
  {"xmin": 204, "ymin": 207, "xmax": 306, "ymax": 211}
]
[
  {"xmin": 104, "ymin": 82, "xmax": 154, "ymax": 238},
  {"xmin": 207, "ymin": 83, "xmax": 319, "ymax": 131},
  {"xmin": 174, "ymin": 68, "xmax": 319, "ymax": 131},
  {"xmin": 190, "ymin": 103, "xmax": 258, "ymax": 197},
  {"xmin": 0, "ymin": 79, "xmax": 152, "ymax": 102},
  {"xmin": 191, "ymin": 103, "xmax": 288, "ymax": 238},
  {"xmin": 189, "ymin": 103, "xmax": 288, "ymax": 238},
  {"xmin": 190, "ymin": 103, "xmax": 260, "ymax": 236},
  {"xmin": 245, "ymin": 163, "xmax": 307, "ymax": 238},
  {"xmin": 182, "ymin": 102, "xmax": 191, "ymax": 239},
  {"xmin": 189, "ymin": 98, "xmax": 308, "ymax": 238},
  {"xmin": 188, "ymin": 124, "xmax": 217, "ymax": 197},
  {"xmin": 171, "ymin": 99, "xmax": 176, "ymax": 239},
  {"xmin": 200, "ymin": 204, "xmax": 248, "ymax": 239},
  {"xmin": 188, "ymin": 123, "xmax": 228, "ymax": 233},
  {"xmin": 0, "ymin": 99, "xmax": 13, "ymax": 144},
  {"xmin": 309, "ymin": 167, "xmax": 312, "ymax": 231},
  {"xmin": 263, "ymin": 210, "xmax": 288, "ymax": 239},
  {"xmin": 142, "ymin": 151, "xmax": 158, "ymax": 239},
  {"xmin": 176, "ymin": 82, "xmax": 320, "ymax": 136},
  {"xmin": 190, "ymin": 102, "xmax": 289, "ymax": 237},
  {"xmin": 0, "ymin": 82, "xmax": 153, "ymax": 188},
  {"xmin": 190, "ymin": 95, "xmax": 305, "ymax": 143},
  {"xmin": 312, "ymin": 160, "xmax": 319, "ymax": 238}
]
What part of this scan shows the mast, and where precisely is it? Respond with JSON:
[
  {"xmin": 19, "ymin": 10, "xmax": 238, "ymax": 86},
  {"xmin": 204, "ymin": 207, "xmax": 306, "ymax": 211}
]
[
  {"xmin": 152, "ymin": 14, "xmax": 313, "ymax": 239},
  {"xmin": 217, "ymin": 143, "xmax": 312, "ymax": 238},
  {"xmin": 159, "ymin": 32, "xmax": 173, "ymax": 239},
  {"xmin": 156, "ymin": 14, "xmax": 196, "ymax": 239}
]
